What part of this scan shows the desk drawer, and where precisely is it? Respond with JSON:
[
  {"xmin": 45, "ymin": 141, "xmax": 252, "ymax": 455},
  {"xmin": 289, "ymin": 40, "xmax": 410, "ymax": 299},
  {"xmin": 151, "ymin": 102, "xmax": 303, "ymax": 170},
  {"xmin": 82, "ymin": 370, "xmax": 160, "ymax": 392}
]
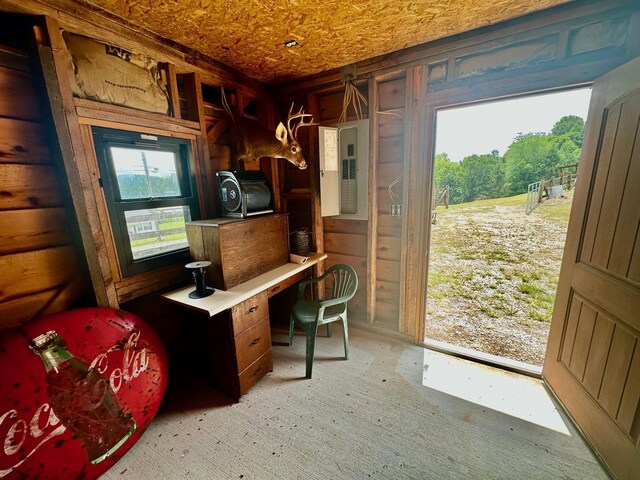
[
  {"xmin": 239, "ymin": 349, "xmax": 272, "ymax": 396},
  {"xmin": 266, "ymin": 271, "xmax": 306, "ymax": 298},
  {"xmin": 231, "ymin": 291, "xmax": 268, "ymax": 335},
  {"xmin": 235, "ymin": 316, "xmax": 271, "ymax": 372}
]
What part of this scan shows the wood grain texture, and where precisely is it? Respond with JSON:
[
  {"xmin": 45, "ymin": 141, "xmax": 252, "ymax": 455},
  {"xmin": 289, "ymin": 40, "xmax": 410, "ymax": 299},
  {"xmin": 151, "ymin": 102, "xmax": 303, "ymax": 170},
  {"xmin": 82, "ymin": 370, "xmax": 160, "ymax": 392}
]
[
  {"xmin": 187, "ymin": 215, "xmax": 289, "ymax": 290},
  {"xmin": 39, "ymin": 19, "xmax": 117, "ymax": 307},
  {"xmin": 378, "ymin": 78, "xmax": 407, "ymax": 110},
  {"xmin": 114, "ymin": 264, "xmax": 190, "ymax": 304},
  {"xmin": 324, "ymin": 232, "xmax": 367, "ymax": 258},
  {"xmin": 323, "ymin": 218, "xmax": 367, "ymax": 236},
  {"xmin": 0, "ymin": 163, "xmax": 62, "ymax": 210},
  {"xmin": 74, "ymin": 98, "xmax": 201, "ymax": 134},
  {"xmin": 0, "ymin": 65, "xmax": 40, "ymax": 120},
  {"xmin": 378, "ymin": 135, "xmax": 404, "ymax": 164},
  {"xmin": 0, "ymin": 118, "xmax": 51, "ymax": 164},
  {"xmin": 0, "ymin": 208, "xmax": 72, "ymax": 254},
  {"xmin": 0, "ymin": 245, "xmax": 79, "ymax": 302},
  {"xmin": 231, "ymin": 291, "xmax": 268, "ymax": 336},
  {"xmin": 544, "ymin": 57, "xmax": 640, "ymax": 479},
  {"xmin": 0, "ymin": 274, "xmax": 85, "ymax": 329},
  {"xmin": 0, "ymin": 35, "xmax": 87, "ymax": 328},
  {"xmin": 234, "ymin": 316, "xmax": 271, "ymax": 373},
  {"xmin": 367, "ymin": 77, "xmax": 379, "ymax": 326}
]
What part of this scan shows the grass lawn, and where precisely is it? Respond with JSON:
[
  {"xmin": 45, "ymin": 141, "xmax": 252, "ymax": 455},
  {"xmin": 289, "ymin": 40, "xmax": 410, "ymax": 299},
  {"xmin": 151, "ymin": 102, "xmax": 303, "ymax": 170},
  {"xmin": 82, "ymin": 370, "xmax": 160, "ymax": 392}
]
[{"xmin": 426, "ymin": 190, "xmax": 573, "ymax": 366}]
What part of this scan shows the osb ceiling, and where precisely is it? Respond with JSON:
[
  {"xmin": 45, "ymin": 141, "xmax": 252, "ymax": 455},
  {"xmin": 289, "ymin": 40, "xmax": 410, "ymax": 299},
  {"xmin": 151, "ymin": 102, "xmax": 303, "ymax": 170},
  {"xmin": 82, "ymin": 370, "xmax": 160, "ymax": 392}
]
[{"xmin": 80, "ymin": 0, "xmax": 572, "ymax": 84}]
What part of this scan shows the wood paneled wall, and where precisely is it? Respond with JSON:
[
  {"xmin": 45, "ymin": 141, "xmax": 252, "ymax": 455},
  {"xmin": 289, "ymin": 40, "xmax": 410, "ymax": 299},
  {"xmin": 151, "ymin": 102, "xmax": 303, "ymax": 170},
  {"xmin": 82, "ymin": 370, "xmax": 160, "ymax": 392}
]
[
  {"xmin": 372, "ymin": 76, "xmax": 406, "ymax": 329},
  {"xmin": 0, "ymin": 42, "xmax": 85, "ymax": 328},
  {"xmin": 316, "ymin": 88, "xmax": 370, "ymax": 323},
  {"xmin": 1, "ymin": 7, "xmax": 270, "ymax": 310},
  {"xmin": 276, "ymin": 0, "xmax": 640, "ymax": 341}
]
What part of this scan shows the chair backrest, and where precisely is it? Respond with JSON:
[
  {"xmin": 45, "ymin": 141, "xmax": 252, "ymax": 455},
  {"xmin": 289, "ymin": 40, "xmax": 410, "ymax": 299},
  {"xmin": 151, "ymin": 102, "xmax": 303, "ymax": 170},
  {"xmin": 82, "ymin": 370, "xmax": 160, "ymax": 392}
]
[{"xmin": 325, "ymin": 264, "xmax": 358, "ymax": 302}]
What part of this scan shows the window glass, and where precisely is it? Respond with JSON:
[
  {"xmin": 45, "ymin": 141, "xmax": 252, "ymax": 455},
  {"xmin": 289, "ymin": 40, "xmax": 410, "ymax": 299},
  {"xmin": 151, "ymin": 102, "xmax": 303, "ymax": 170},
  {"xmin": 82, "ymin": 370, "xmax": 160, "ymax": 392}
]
[
  {"xmin": 124, "ymin": 205, "xmax": 191, "ymax": 260},
  {"xmin": 111, "ymin": 147, "xmax": 181, "ymax": 199}
]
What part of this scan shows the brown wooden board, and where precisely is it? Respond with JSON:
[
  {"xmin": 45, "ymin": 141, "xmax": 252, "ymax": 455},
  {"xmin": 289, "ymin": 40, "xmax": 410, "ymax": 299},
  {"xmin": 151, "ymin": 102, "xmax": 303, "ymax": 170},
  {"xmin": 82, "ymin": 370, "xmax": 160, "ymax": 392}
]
[
  {"xmin": 0, "ymin": 208, "xmax": 72, "ymax": 255},
  {"xmin": 324, "ymin": 232, "xmax": 367, "ymax": 258},
  {"xmin": 0, "ymin": 118, "xmax": 51, "ymax": 164},
  {"xmin": 186, "ymin": 214, "xmax": 289, "ymax": 290},
  {"xmin": 0, "ymin": 245, "xmax": 79, "ymax": 302},
  {"xmin": 0, "ymin": 65, "xmax": 40, "ymax": 120},
  {"xmin": 0, "ymin": 164, "xmax": 62, "ymax": 210}
]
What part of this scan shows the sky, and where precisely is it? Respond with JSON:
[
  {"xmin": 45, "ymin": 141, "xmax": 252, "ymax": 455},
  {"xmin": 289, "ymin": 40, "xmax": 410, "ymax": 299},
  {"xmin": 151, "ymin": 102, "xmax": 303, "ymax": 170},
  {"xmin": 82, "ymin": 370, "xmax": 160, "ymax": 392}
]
[
  {"xmin": 435, "ymin": 88, "xmax": 592, "ymax": 163},
  {"xmin": 111, "ymin": 147, "xmax": 176, "ymax": 176}
]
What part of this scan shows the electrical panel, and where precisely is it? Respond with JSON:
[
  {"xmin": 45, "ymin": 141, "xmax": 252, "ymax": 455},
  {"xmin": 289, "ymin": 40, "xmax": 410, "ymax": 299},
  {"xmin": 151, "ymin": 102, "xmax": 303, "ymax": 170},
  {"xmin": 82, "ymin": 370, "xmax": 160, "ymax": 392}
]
[{"xmin": 319, "ymin": 119, "xmax": 369, "ymax": 220}]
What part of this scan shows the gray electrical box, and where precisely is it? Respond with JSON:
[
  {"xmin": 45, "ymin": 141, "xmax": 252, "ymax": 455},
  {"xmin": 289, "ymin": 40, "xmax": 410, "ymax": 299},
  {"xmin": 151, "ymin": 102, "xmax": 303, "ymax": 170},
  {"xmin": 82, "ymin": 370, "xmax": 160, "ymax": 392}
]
[{"xmin": 319, "ymin": 119, "xmax": 369, "ymax": 220}]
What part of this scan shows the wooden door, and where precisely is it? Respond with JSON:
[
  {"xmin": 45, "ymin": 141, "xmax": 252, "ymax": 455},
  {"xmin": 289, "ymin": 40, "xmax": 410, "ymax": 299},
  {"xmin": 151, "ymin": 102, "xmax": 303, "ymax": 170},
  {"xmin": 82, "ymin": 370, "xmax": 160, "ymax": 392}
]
[{"xmin": 544, "ymin": 57, "xmax": 640, "ymax": 480}]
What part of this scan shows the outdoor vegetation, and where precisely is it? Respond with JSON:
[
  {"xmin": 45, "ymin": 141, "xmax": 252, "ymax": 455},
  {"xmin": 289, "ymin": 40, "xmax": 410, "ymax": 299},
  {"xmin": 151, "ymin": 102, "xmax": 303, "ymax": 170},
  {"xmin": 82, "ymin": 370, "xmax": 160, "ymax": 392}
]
[
  {"xmin": 426, "ymin": 114, "xmax": 585, "ymax": 366},
  {"xmin": 434, "ymin": 115, "xmax": 585, "ymax": 204},
  {"xmin": 426, "ymin": 192, "xmax": 573, "ymax": 366}
]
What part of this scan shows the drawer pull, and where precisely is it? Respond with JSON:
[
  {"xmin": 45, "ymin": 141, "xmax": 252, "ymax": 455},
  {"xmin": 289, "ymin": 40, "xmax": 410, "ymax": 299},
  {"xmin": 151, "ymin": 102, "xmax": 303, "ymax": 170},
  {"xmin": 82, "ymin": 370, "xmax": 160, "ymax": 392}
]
[
  {"xmin": 248, "ymin": 306, "xmax": 259, "ymax": 313},
  {"xmin": 271, "ymin": 286, "xmax": 281, "ymax": 293},
  {"xmin": 252, "ymin": 366, "xmax": 262, "ymax": 378},
  {"xmin": 250, "ymin": 336, "xmax": 261, "ymax": 346}
]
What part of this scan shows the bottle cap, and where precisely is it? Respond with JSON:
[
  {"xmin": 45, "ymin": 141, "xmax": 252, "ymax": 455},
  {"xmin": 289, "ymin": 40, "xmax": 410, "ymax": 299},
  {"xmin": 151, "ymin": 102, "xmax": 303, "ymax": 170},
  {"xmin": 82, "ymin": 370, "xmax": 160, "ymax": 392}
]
[{"xmin": 29, "ymin": 330, "xmax": 60, "ymax": 351}]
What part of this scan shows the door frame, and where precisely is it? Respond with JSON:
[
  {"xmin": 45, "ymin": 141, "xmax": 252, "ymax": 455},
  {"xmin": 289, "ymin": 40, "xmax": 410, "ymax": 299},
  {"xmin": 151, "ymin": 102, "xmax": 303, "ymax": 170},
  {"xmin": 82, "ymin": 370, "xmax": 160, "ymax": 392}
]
[
  {"xmin": 407, "ymin": 64, "xmax": 625, "ymax": 346},
  {"xmin": 416, "ymin": 83, "xmax": 591, "ymax": 368}
]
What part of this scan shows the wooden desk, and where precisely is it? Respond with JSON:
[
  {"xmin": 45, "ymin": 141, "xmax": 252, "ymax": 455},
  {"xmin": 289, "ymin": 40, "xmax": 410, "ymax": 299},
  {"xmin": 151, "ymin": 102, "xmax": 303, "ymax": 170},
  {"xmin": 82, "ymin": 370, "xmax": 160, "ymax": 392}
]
[{"xmin": 162, "ymin": 253, "xmax": 327, "ymax": 400}]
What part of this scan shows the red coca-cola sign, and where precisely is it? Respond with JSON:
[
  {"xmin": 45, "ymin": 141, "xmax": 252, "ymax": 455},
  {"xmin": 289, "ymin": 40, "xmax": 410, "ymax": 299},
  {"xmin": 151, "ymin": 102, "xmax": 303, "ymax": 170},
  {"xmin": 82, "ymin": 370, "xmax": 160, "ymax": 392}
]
[{"xmin": 0, "ymin": 308, "xmax": 168, "ymax": 479}]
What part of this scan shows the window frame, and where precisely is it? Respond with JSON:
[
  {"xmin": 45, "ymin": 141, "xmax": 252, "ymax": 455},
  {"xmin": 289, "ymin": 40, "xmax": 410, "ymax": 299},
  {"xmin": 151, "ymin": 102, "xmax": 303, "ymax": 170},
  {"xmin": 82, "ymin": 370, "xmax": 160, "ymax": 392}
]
[{"xmin": 92, "ymin": 127, "xmax": 200, "ymax": 278}]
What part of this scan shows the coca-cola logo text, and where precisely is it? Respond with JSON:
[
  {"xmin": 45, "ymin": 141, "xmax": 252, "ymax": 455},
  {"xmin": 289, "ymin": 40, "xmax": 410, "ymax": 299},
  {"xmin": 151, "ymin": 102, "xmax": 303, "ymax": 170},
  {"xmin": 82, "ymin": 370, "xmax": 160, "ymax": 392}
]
[{"xmin": 0, "ymin": 331, "xmax": 149, "ymax": 478}]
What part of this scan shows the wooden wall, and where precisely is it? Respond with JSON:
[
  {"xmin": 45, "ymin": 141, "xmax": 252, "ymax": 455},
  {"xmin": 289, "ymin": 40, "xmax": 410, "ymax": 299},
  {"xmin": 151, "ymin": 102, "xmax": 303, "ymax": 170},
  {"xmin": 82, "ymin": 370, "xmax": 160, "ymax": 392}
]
[
  {"xmin": 0, "ymin": 3, "xmax": 270, "ymax": 322},
  {"xmin": 370, "ymin": 76, "xmax": 406, "ymax": 329},
  {"xmin": 275, "ymin": 0, "xmax": 640, "ymax": 341},
  {"xmin": 0, "ymin": 34, "xmax": 86, "ymax": 328}
]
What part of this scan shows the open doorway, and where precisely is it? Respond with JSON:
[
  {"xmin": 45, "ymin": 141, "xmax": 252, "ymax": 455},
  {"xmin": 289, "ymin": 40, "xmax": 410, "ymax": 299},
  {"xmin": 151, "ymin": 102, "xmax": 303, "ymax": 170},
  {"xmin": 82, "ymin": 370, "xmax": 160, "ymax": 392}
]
[{"xmin": 424, "ymin": 87, "xmax": 592, "ymax": 372}]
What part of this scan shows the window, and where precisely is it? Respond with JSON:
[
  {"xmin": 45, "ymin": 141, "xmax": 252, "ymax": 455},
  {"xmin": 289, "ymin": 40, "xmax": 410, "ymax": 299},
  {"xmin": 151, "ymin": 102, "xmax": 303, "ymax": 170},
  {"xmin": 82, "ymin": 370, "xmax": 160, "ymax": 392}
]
[{"xmin": 92, "ymin": 127, "xmax": 200, "ymax": 278}]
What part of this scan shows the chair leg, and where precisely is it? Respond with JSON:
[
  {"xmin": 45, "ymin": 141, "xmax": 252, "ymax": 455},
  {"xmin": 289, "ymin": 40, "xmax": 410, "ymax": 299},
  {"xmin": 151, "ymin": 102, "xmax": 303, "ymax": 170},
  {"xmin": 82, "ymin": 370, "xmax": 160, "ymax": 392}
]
[
  {"xmin": 326, "ymin": 322, "xmax": 333, "ymax": 337},
  {"xmin": 288, "ymin": 315, "xmax": 295, "ymax": 346},
  {"xmin": 342, "ymin": 316, "xmax": 349, "ymax": 360},
  {"xmin": 305, "ymin": 325, "xmax": 319, "ymax": 379}
]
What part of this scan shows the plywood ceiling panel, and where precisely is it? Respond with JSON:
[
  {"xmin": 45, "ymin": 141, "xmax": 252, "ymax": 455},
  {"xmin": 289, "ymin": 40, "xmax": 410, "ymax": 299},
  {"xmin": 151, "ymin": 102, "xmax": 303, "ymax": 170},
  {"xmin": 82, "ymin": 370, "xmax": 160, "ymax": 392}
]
[{"xmin": 79, "ymin": 0, "xmax": 572, "ymax": 84}]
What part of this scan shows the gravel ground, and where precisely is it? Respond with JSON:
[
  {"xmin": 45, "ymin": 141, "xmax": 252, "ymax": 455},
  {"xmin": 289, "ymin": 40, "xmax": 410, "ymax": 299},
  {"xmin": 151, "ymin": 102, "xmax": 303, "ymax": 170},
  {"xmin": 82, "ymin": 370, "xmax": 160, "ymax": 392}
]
[{"xmin": 425, "ymin": 193, "xmax": 572, "ymax": 367}]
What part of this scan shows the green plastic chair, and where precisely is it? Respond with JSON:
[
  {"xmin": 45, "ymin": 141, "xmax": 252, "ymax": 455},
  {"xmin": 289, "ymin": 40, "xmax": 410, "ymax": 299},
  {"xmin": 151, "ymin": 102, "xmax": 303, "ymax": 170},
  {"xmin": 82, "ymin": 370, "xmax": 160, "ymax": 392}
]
[{"xmin": 288, "ymin": 264, "xmax": 358, "ymax": 378}]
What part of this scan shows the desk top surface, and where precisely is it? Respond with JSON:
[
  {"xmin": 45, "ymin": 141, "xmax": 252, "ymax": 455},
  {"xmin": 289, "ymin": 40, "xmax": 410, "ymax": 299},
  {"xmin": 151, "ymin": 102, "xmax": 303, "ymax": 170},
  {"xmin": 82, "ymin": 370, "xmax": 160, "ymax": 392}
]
[{"xmin": 162, "ymin": 253, "xmax": 327, "ymax": 317}]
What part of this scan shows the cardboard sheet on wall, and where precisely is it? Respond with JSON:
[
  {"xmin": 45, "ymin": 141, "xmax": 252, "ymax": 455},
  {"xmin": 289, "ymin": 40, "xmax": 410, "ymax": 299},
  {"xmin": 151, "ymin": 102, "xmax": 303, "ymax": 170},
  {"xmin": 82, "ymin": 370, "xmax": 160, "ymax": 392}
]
[{"xmin": 62, "ymin": 32, "xmax": 169, "ymax": 115}]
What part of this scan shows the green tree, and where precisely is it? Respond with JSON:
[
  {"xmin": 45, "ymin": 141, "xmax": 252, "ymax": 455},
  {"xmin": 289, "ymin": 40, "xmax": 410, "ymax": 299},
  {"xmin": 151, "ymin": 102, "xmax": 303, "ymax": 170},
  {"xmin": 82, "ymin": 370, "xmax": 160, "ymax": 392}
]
[
  {"xmin": 433, "ymin": 153, "xmax": 465, "ymax": 204},
  {"xmin": 504, "ymin": 133, "xmax": 561, "ymax": 195},
  {"xmin": 551, "ymin": 115, "xmax": 585, "ymax": 148},
  {"xmin": 459, "ymin": 153, "xmax": 505, "ymax": 201}
]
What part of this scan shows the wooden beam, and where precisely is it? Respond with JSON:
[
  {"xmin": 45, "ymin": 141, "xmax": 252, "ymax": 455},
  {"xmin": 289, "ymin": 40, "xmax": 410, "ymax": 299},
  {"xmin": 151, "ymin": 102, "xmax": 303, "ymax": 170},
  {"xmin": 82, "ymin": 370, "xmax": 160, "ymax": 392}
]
[
  {"xmin": 307, "ymin": 93, "xmax": 323, "ymax": 258},
  {"xmin": 367, "ymin": 77, "xmax": 379, "ymax": 325},
  {"xmin": 73, "ymin": 98, "xmax": 200, "ymax": 134},
  {"xmin": 262, "ymin": 99, "xmax": 283, "ymax": 213},
  {"xmin": 37, "ymin": 17, "xmax": 117, "ymax": 307},
  {"xmin": 166, "ymin": 62, "xmax": 181, "ymax": 119},
  {"xmin": 402, "ymin": 65, "xmax": 428, "ymax": 341},
  {"xmin": 206, "ymin": 116, "xmax": 231, "ymax": 145},
  {"xmin": 397, "ymin": 69, "xmax": 413, "ymax": 335},
  {"xmin": 183, "ymin": 73, "xmax": 212, "ymax": 218}
]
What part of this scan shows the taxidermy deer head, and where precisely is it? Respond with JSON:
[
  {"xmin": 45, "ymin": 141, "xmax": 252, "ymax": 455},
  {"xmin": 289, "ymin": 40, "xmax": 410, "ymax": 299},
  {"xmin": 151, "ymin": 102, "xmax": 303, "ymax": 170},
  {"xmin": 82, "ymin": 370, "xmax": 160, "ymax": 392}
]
[{"xmin": 231, "ymin": 104, "xmax": 317, "ymax": 170}]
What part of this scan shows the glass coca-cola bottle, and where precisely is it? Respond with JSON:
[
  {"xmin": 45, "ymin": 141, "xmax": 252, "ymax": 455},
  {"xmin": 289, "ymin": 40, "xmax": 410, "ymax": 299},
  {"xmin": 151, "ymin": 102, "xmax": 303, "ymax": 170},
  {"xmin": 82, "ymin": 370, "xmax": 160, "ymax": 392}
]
[{"xmin": 30, "ymin": 330, "xmax": 136, "ymax": 464}]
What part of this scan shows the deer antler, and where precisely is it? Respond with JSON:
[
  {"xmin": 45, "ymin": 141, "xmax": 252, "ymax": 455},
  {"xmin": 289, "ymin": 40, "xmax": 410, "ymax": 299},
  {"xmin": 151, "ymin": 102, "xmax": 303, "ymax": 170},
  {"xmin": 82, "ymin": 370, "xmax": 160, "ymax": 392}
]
[{"xmin": 287, "ymin": 103, "xmax": 318, "ymax": 141}]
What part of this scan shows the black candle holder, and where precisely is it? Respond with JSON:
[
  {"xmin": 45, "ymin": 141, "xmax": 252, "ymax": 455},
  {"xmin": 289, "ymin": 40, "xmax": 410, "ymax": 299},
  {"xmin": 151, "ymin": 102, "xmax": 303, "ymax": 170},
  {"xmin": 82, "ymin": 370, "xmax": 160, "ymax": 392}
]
[{"xmin": 185, "ymin": 261, "xmax": 214, "ymax": 299}]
